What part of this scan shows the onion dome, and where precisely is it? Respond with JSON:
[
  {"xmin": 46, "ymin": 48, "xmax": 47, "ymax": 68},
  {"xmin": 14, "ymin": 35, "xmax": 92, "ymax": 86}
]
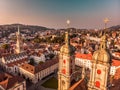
[{"xmin": 92, "ymin": 34, "xmax": 111, "ymax": 63}]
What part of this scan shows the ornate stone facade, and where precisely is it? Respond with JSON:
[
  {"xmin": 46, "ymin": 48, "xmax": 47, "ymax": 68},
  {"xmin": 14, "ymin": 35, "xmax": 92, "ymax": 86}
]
[
  {"xmin": 88, "ymin": 34, "xmax": 112, "ymax": 90},
  {"xmin": 58, "ymin": 31, "xmax": 75, "ymax": 90}
]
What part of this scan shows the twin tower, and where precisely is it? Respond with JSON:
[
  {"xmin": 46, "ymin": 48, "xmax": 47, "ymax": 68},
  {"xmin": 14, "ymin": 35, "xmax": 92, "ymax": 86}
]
[{"xmin": 58, "ymin": 30, "xmax": 111, "ymax": 90}]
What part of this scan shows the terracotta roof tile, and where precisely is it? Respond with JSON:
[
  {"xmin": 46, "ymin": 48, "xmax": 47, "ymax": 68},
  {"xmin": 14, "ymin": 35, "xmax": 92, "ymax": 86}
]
[
  {"xmin": 112, "ymin": 59, "xmax": 120, "ymax": 66},
  {"xmin": 21, "ymin": 59, "xmax": 58, "ymax": 74},
  {"xmin": 7, "ymin": 58, "xmax": 28, "ymax": 67},
  {"xmin": 0, "ymin": 73, "xmax": 24, "ymax": 90},
  {"xmin": 75, "ymin": 53, "xmax": 92, "ymax": 60},
  {"xmin": 69, "ymin": 79, "xmax": 87, "ymax": 90},
  {"xmin": 76, "ymin": 53, "xmax": 120, "ymax": 66}
]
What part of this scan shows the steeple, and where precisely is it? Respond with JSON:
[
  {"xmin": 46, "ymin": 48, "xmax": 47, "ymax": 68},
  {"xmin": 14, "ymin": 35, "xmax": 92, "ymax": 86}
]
[
  {"xmin": 15, "ymin": 25, "xmax": 22, "ymax": 54},
  {"xmin": 65, "ymin": 20, "xmax": 70, "ymax": 45},
  {"xmin": 104, "ymin": 18, "xmax": 109, "ymax": 29},
  {"xmin": 60, "ymin": 20, "xmax": 75, "ymax": 55},
  {"xmin": 18, "ymin": 25, "xmax": 20, "ymax": 35},
  {"xmin": 88, "ymin": 19, "xmax": 111, "ymax": 90},
  {"xmin": 65, "ymin": 31, "xmax": 70, "ymax": 45},
  {"xmin": 100, "ymin": 34, "xmax": 107, "ymax": 50},
  {"xmin": 100, "ymin": 18, "xmax": 109, "ymax": 50},
  {"xmin": 58, "ymin": 20, "xmax": 75, "ymax": 90}
]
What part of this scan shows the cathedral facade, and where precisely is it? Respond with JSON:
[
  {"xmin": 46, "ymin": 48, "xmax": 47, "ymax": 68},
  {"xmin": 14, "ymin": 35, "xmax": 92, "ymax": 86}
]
[
  {"xmin": 88, "ymin": 34, "xmax": 111, "ymax": 90},
  {"xmin": 58, "ymin": 31, "xmax": 75, "ymax": 90}
]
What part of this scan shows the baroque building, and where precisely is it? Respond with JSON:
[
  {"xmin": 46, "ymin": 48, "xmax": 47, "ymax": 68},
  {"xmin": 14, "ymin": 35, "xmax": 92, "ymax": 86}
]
[
  {"xmin": 19, "ymin": 58, "xmax": 58, "ymax": 83},
  {"xmin": 88, "ymin": 34, "xmax": 112, "ymax": 90},
  {"xmin": 0, "ymin": 52, "xmax": 28, "ymax": 75},
  {"xmin": 0, "ymin": 73, "xmax": 26, "ymax": 90},
  {"xmin": 58, "ymin": 31, "xmax": 75, "ymax": 90}
]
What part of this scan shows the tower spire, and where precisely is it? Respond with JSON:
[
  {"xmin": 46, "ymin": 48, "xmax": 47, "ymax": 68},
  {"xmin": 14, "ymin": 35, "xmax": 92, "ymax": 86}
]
[
  {"xmin": 100, "ymin": 34, "xmax": 107, "ymax": 50},
  {"xmin": 88, "ymin": 19, "xmax": 111, "ymax": 90},
  {"xmin": 104, "ymin": 18, "xmax": 109, "ymax": 29},
  {"xmin": 65, "ymin": 20, "xmax": 70, "ymax": 45},
  {"xmin": 65, "ymin": 31, "xmax": 70, "ymax": 45},
  {"xmin": 18, "ymin": 25, "xmax": 20, "ymax": 35},
  {"xmin": 99, "ymin": 18, "xmax": 109, "ymax": 50},
  {"xmin": 58, "ymin": 20, "xmax": 75, "ymax": 90},
  {"xmin": 15, "ymin": 25, "xmax": 22, "ymax": 54}
]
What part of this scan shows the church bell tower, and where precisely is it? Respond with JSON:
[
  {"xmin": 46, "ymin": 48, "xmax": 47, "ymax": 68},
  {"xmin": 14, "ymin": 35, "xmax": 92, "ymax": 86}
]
[
  {"xmin": 88, "ymin": 34, "xmax": 111, "ymax": 90},
  {"xmin": 15, "ymin": 26, "xmax": 23, "ymax": 54},
  {"xmin": 58, "ymin": 20, "xmax": 75, "ymax": 90}
]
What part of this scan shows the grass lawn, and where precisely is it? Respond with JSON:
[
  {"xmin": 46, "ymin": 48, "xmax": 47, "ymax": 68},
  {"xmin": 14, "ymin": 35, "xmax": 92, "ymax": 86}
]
[{"xmin": 42, "ymin": 77, "xmax": 58, "ymax": 89}]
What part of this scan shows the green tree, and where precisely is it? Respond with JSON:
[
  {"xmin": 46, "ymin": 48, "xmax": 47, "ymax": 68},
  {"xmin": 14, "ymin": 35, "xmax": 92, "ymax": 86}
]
[
  {"xmin": 1, "ymin": 44, "xmax": 10, "ymax": 50},
  {"xmin": 39, "ymin": 61, "xmax": 44, "ymax": 64},
  {"xmin": 29, "ymin": 58, "xmax": 35, "ymax": 65}
]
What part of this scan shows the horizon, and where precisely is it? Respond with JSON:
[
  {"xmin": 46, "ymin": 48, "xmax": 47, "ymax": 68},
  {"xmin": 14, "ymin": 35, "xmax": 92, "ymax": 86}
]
[
  {"xmin": 0, "ymin": 0, "xmax": 120, "ymax": 29},
  {"xmin": 0, "ymin": 23, "xmax": 120, "ymax": 30}
]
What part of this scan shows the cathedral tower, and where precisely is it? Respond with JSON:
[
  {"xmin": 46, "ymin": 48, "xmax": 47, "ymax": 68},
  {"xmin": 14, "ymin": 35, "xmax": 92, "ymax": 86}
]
[
  {"xmin": 15, "ymin": 26, "xmax": 23, "ymax": 54},
  {"xmin": 88, "ymin": 34, "xmax": 111, "ymax": 90},
  {"xmin": 58, "ymin": 20, "xmax": 75, "ymax": 90}
]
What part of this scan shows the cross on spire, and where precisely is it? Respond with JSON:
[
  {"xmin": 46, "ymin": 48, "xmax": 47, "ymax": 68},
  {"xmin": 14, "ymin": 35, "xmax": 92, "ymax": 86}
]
[
  {"xmin": 104, "ymin": 18, "xmax": 109, "ymax": 29},
  {"xmin": 99, "ymin": 18, "xmax": 109, "ymax": 50},
  {"xmin": 66, "ymin": 19, "xmax": 70, "ymax": 28}
]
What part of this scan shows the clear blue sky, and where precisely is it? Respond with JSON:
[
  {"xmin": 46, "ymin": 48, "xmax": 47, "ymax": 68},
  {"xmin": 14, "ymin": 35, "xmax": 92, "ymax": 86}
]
[{"xmin": 0, "ymin": 0, "xmax": 120, "ymax": 29}]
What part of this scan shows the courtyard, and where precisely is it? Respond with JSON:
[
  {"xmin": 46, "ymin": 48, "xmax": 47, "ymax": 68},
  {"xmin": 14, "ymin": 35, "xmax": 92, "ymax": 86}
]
[{"xmin": 42, "ymin": 77, "xmax": 58, "ymax": 89}]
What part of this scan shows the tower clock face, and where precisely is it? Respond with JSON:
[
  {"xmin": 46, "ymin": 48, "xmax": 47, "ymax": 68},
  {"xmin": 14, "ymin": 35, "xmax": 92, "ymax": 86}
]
[
  {"xmin": 95, "ymin": 81, "xmax": 100, "ymax": 88},
  {"xmin": 62, "ymin": 69, "xmax": 66, "ymax": 74},
  {"xmin": 63, "ymin": 60, "xmax": 66, "ymax": 64},
  {"xmin": 97, "ymin": 69, "xmax": 101, "ymax": 74}
]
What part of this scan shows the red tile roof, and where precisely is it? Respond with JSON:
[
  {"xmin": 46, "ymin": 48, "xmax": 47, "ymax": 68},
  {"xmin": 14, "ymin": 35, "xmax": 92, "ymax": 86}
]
[
  {"xmin": 6, "ymin": 58, "xmax": 28, "ymax": 67},
  {"xmin": 114, "ymin": 68, "xmax": 120, "ymax": 79},
  {"xmin": 112, "ymin": 60, "xmax": 120, "ymax": 66},
  {"xmin": 69, "ymin": 79, "xmax": 87, "ymax": 90},
  {"xmin": 110, "ymin": 79, "xmax": 120, "ymax": 90},
  {"xmin": 0, "ymin": 73, "xmax": 24, "ymax": 89},
  {"xmin": 75, "ymin": 53, "xmax": 120, "ymax": 66},
  {"xmin": 20, "ymin": 59, "xmax": 58, "ymax": 74},
  {"xmin": 75, "ymin": 53, "xmax": 92, "ymax": 60},
  {"xmin": 114, "ymin": 52, "xmax": 120, "ymax": 56}
]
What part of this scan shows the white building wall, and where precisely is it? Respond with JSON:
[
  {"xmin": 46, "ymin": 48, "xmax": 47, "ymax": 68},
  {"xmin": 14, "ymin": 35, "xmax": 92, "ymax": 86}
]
[
  {"xmin": 75, "ymin": 57, "xmax": 117, "ymax": 75},
  {"xmin": 19, "ymin": 63, "xmax": 58, "ymax": 83}
]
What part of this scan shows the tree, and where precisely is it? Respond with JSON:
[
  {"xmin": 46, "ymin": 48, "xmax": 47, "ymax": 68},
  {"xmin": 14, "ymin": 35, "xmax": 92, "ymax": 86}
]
[
  {"xmin": 34, "ymin": 38, "xmax": 40, "ymax": 43},
  {"xmin": 29, "ymin": 58, "xmax": 35, "ymax": 65},
  {"xmin": 39, "ymin": 61, "xmax": 44, "ymax": 64},
  {"xmin": 48, "ymin": 53, "xmax": 55, "ymax": 59},
  {"xmin": 1, "ymin": 44, "xmax": 10, "ymax": 50}
]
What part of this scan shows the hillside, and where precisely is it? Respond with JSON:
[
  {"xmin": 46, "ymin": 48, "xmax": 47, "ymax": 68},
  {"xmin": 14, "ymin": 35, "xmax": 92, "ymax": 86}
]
[{"xmin": 0, "ymin": 24, "xmax": 52, "ymax": 31}]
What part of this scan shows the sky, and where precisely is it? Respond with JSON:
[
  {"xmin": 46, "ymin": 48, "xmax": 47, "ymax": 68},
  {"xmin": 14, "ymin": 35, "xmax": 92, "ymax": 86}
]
[{"xmin": 0, "ymin": 0, "xmax": 120, "ymax": 29}]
